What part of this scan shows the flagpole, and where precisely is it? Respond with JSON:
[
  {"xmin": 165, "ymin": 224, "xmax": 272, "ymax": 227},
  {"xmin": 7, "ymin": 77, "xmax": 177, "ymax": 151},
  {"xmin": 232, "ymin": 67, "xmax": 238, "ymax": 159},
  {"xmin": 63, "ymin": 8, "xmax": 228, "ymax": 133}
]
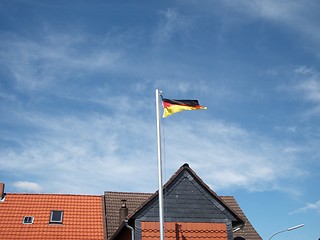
[{"xmin": 156, "ymin": 89, "xmax": 165, "ymax": 240}]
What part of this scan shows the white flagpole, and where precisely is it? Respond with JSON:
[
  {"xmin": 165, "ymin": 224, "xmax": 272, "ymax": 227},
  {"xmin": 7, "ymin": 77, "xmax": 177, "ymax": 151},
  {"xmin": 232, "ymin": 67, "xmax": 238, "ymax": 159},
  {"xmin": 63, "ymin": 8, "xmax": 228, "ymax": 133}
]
[{"xmin": 155, "ymin": 89, "xmax": 165, "ymax": 240}]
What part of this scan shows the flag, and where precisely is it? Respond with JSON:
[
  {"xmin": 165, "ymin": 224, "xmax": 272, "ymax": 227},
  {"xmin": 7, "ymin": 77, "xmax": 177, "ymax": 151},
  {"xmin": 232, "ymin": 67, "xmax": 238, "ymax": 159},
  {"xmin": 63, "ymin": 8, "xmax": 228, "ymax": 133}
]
[{"xmin": 162, "ymin": 97, "xmax": 207, "ymax": 118}]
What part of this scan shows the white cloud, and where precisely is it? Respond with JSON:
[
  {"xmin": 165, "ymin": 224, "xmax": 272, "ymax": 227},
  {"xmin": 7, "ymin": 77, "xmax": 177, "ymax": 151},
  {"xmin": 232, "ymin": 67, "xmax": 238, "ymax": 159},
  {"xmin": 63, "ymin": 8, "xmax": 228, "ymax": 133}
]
[
  {"xmin": 219, "ymin": 0, "xmax": 320, "ymax": 50},
  {"xmin": 153, "ymin": 8, "xmax": 192, "ymax": 44},
  {"xmin": 0, "ymin": 96, "xmax": 158, "ymax": 194},
  {"xmin": 291, "ymin": 66, "xmax": 320, "ymax": 117},
  {"xmin": 294, "ymin": 66, "xmax": 318, "ymax": 75},
  {"xmin": 0, "ymin": 5, "xmax": 315, "ymax": 196},
  {"xmin": 296, "ymin": 80, "xmax": 320, "ymax": 103},
  {"xmin": 275, "ymin": 65, "xmax": 320, "ymax": 118},
  {"xmin": 158, "ymin": 79, "xmax": 210, "ymax": 96},
  {"xmin": 290, "ymin": 200, "xmax": 320, "ymax": 214},
  {"xmin": 229, "ymin": 0, "xmax": 301, "ymax": 21},
  {"xmin": 13, "ymin": 181, "xmax": 43, "ymax": 193},
  {"xmin": 161, "ymin": 119, "xmax": 306, "ymax": 192},
  {"xmin": 0, "ymin": 31, "xmax": 123, "ymax": 92},
  {"xmin": 0, "ymin": 92, "xmax": 16, "ymax": 102},
  {"xmin": 0, "ymin": 99, "xmax": 307, "ymax": 194}
]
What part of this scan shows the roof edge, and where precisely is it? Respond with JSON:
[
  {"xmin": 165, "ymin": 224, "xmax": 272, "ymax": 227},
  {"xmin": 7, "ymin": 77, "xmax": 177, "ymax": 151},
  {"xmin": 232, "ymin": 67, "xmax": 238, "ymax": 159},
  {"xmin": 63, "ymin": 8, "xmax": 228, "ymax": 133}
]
[
  {"xmin": 126, "ymin": 163, "xmax": 245, "ymax": 225},
  {"xmin": 5, "ymin": 193, "xmax": 103, "ymax": 197}
]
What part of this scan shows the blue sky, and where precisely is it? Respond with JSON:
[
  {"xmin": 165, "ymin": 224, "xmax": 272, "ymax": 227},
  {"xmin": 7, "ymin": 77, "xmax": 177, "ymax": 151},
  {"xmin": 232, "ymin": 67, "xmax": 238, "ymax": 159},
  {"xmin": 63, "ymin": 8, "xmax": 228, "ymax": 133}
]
[{"xmin": 0, "ymin": 0, "xmax": 319, "ymax": 239}]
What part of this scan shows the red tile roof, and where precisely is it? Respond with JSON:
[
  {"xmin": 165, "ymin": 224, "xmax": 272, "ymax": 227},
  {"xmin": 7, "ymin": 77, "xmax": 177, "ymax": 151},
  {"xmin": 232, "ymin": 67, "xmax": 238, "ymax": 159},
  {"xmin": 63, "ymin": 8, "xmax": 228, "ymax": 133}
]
[
  {"xmin": 141, "ymin": 222, "xmax": 228, "ymax": 240},
  {"xmin": 0, "ymin": 193, "xmax": 105, "ymax": 240}
]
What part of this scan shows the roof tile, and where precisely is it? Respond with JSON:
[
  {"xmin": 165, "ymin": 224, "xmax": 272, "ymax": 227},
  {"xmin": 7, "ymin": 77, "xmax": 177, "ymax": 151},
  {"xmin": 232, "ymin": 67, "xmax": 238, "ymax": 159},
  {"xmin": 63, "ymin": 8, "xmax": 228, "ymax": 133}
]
[
  {"xmin": 141, "ymin": 222, "xmax": 228, "ymax": 240},
  {"xmin": 220, "ymin": 196, "xmax": 262, "ymax": 240},
  {"xmin": 0, "ymin": 193, "xmax": 105, "ymax": 240},
  {"xmin": 104, "ymin": 191, "xmax": 151, "ymax": 239}
]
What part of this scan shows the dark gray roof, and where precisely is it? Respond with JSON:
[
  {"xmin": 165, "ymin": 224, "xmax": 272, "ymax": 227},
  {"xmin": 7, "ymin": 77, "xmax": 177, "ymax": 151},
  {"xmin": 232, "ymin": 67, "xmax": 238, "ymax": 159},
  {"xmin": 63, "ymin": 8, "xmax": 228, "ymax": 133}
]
[{"xmin": 104, "ymin": 164, "xmax": 262, "ymax": 240}]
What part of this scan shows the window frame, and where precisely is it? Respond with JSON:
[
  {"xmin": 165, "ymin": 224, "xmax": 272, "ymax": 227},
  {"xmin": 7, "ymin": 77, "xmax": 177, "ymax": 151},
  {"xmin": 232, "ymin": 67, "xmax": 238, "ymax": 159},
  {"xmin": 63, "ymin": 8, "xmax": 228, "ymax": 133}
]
[
  {"xmin": 49, "ymin": 210, "xmax": 64, "ymax": 224},
  {"xmin": 22, "ymin": 216, "xmax": 34, "ymax": 224}
]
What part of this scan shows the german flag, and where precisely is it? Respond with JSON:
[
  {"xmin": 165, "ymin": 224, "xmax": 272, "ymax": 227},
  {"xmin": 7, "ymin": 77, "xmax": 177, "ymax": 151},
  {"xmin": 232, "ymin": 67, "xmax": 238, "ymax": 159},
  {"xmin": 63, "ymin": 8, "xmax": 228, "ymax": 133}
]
[{"xmin": 162, "ymin": 98, "xmax": 207, "ymax": 118}]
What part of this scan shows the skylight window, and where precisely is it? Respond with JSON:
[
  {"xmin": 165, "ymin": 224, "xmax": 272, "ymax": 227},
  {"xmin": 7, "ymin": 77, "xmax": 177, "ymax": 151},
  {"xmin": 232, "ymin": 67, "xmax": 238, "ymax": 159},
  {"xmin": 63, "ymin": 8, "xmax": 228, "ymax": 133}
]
[
  {"xmin": 22, "ymin": 216, "xmax": 34, "ymax": 224},
  {"xmin": 49, "ymin": 210, "xmax": 64, "ymax": 224}
]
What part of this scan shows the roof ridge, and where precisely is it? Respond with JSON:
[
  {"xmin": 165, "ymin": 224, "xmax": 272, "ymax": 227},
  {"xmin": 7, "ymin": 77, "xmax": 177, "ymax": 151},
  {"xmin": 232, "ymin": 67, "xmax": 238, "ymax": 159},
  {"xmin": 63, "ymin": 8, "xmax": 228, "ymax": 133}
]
[
  {"xmin": 105, "ymin": 191, "xmax": 152, "ymax": 195},
  {"xmin": 6, "ymin": 193, "xmax": 102, "ymax": 197}
]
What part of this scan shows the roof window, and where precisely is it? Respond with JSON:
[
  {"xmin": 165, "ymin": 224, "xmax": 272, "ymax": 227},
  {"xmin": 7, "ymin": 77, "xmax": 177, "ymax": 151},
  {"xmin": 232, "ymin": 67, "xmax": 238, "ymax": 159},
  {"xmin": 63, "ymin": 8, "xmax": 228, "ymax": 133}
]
[
  {"xmin": 49, "ymin": 210, "xmax": 64, "ymax": 224},
  {"xmin": 22, "ymin": 216, "xmax": 34, "ymax": 224}
]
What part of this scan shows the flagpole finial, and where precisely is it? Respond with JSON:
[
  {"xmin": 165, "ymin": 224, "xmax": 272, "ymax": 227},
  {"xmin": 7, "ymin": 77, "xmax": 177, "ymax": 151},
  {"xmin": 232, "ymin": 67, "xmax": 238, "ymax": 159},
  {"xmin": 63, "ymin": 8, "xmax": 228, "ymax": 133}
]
[{"xmin": 156, "ymin": 89, "xmax": 162, "ymax": 95}]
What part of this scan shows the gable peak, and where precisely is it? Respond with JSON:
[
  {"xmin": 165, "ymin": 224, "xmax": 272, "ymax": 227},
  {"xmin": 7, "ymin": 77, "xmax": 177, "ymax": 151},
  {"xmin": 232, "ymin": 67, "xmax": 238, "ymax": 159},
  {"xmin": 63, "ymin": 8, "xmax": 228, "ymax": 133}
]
[{"xmin": 182, "ymin": 163, "xmax": 189, "ymax": 168}]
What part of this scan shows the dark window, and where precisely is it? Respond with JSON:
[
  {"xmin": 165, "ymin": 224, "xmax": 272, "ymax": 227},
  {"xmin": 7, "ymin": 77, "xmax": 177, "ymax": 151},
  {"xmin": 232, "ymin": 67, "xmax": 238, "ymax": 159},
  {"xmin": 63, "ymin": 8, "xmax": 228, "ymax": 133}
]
[
  {"xmin": 23, "ymin": 216, "xmax": 34, "ymax": 224},
  {"xmin": 49, "ymin": 210, "xmax": 63, "ymax": 223}
]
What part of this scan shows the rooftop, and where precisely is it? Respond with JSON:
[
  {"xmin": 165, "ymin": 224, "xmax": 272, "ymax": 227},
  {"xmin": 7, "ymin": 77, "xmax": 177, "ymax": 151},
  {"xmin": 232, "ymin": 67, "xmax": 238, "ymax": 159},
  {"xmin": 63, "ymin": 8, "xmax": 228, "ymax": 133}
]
[
  {"xmin": 0, "ymin": 192, "xmax": 105, "ymax": 240},
  {"xmin": 105, "ymin": 193, "xmax": 262, "ymax": 240}
]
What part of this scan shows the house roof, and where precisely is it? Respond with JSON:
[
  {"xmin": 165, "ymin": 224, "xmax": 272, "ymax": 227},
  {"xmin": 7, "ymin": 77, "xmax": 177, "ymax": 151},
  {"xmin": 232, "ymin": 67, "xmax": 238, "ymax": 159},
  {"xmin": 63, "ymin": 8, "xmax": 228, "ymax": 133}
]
[
  {"xmin": 104, "ymin": 191, "xmax": 152, "ymax": 239},
  {"xmin": 127, "ymin": 164, "xmax": 244, "ymax": 224},
  {"xmin": 0, "ymin": 192, "xmax": 105, "ymax": 240},
  {"xmin": 221, "ymin": 196, "xmax": 262, "ymax": 240},
  {"xmin": 105, "ymin": 192, "xmax": 261, "ymax": 240},
  {"xmin": 105, "ymin": 164, "xmax": 262, "ymax": 240}
]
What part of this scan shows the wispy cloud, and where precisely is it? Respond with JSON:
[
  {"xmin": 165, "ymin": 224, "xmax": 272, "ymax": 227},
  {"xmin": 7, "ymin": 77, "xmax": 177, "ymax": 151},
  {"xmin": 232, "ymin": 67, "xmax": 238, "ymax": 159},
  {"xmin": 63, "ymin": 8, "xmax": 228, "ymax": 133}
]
[
  {"xmin": 295, "ymin": 73, "xmax": 320, "ymax": 103},
  {"xmin": 0, "ymin": 2, "xmax": 316, "ymax": 197},
  {"xmin": 0, "ymin": 105, "xmax": 157, "ymax": 194},
  {"xmin": 153, "ymin": 8, "xmax": 192, "ymax": 44},
  {"xmin": 13, "ymin": 181, "xmax": 43, "ymax": 193},
  {"xmin": 272, "ymin": 65, "xmax": 320, "ymax": 118},
  {"xmin": 0, "ymin": 98, "xmax": 307, "ymax": 194},
  {"xmin": 216, "ymin": 0, "xmax": 320, "ymax": 51},
  {"xmin": 0, "ymin": 31, "xmax": 123, "ymax": 92},
  {"xmin": 290, "ymin": 200, "xmax": 320, "ymax": 215},
  {"xmin": 291, "ymin": 66, "xmax": 320, "ymax": 117},
  {"xmin": 162, "ymin": 119, "xmax": 306, "ymax": 192},
  {"xmin": 226, "ymin": 0, "xmax": 301, "ymax": 21}
]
